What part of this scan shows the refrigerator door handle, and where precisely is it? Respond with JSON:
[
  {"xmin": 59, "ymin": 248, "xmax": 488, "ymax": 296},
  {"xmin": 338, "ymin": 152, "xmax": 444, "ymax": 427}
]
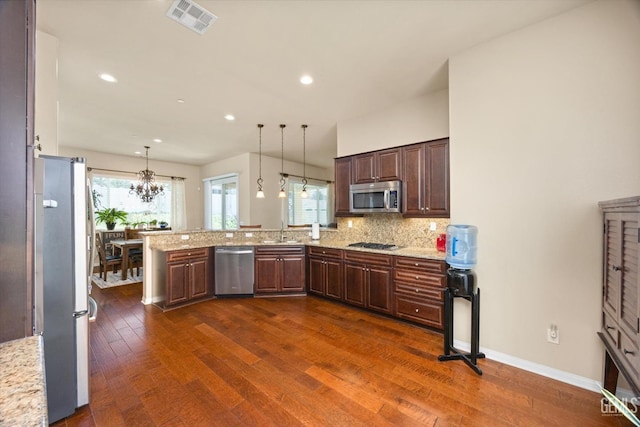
[
  {"xmin": 73, "ymin": 310, "xmax": 88, "ymax": 318},
  {"xmin": 88, "ymin": 296, "xmax": 98, "ymax": 322}
]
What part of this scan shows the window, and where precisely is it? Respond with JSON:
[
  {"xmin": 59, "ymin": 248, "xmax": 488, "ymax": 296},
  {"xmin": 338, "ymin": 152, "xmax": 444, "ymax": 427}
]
[
  {"xmin": 204, "ymin": 174, "xmax": 238, "ymax": 230},
  {"xmin": 288, "ymin": 178, "xmax": 331, "ymax": 226},
  {"xmin": 91, "ymin": 174, "xmax": 172, "ymax": 226}
]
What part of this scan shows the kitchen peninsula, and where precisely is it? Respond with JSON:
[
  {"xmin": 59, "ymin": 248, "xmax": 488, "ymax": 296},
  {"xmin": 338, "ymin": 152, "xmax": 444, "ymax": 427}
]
[{"xmin": 141, "ymin": 218, "xmax": 449, "ymax": 330}]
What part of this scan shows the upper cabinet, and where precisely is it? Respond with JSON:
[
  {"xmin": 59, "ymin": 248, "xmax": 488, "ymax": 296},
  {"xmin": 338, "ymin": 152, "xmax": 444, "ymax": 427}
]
[
  {"xmin": 334, "ymin": 157, "xmax": 353, "ymax": 217},
  {"xmin": 334, "ymin": 138, "xmax": 449, "ymax": 218},
  {"xmin": 352, "ymin": 148, "xmax": 402, "ymax": 184},
  {"xmin": 402, "ymin": 138, "xmax": 449, "ymax": 218}
]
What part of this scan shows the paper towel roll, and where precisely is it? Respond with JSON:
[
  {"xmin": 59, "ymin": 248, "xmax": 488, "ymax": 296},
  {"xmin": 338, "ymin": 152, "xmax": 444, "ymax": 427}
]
[{"xmin": 311, "ymin": 223, "xmax": 320, "ymax": 240}]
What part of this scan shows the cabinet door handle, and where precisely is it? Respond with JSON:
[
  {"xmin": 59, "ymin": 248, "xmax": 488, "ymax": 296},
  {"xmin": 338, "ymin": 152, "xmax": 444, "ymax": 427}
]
[
  {"xmin": 415, "ymin": 289, "xmax": 419, "ymax": 293},
  {"xmin": 624, "ymin": 348, "xmax": 635, "ymax": 356},
  {"xmin": 415, "ymin": 308, "xmax": 419, "ymax": 313},
  {"xmin": 612, "ymin": 265, "xmax": 622, "ymax": 271},
  {"xmin": 415, "ymin": 275, "xmax": 420, "ymax": 280}
]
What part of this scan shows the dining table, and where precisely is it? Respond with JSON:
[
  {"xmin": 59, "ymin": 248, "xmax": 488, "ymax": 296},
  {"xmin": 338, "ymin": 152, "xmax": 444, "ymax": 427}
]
[{"xmin": 110, "ymin": 239, "xmax": 143, "ymax": 280}]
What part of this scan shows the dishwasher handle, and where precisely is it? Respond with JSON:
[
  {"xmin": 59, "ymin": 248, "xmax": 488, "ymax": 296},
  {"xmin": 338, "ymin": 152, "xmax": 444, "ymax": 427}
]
[{"xmin": 216, "ymin": 248, "xmax": 254, "ymax": 255}]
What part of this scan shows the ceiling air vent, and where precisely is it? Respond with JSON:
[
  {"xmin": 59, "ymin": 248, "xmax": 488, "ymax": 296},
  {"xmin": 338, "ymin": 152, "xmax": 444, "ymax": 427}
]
[{"xmin": 166, "ymin": 0, "xmax": 217, "ymax": 35}]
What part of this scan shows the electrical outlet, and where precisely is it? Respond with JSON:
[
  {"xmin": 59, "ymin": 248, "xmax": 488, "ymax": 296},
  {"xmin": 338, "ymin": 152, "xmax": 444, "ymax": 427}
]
[
  {"xmin": 181, "ymin": 235, "xmax": 189, "ymax": 240},
  {"xmin": 245, "ymin": 232, "xmax": 253, "ymax": 238},
  {"xmin": 225, "ymin": 233, "xmax": 233, "ymax": 238},
  {"xmin": 430, "ymin": 222, "xmax": 437, "ymax": 231},
  {"xmin": 348, "ymin": 220, "xmax": 353, "ymax": 228},
  {"xmin": 547, "ymin": 324, "xmax": 560, "ymax": 344}
]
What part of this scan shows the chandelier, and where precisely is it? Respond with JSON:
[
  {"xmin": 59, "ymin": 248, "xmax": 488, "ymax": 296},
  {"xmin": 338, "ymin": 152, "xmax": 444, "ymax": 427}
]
[{"xmin": 130, "ymin": 146, "xmax": 164, "ymax": 203}]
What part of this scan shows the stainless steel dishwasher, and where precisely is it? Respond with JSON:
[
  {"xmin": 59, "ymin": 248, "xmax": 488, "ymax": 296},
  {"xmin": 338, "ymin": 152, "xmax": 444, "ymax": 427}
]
[{"xmin": 214, "ymin": 246, "xmax": 255, "ymax": 296}]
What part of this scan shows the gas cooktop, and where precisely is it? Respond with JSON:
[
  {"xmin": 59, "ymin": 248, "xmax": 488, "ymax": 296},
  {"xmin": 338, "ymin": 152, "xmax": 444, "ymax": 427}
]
[{"xmin": 348, "ymin": 242, "xmax": 399, "ymax": 251}]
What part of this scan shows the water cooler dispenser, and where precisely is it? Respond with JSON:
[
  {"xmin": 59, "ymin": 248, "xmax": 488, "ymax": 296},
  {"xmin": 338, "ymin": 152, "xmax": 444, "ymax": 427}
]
[{"xmin": 438, "ymin": 225, "xmax": 485, "ymax": 375}]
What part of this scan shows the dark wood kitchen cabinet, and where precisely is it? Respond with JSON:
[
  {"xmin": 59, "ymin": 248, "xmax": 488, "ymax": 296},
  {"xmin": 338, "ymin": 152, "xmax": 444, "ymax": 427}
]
[
  {"xmin": 352, "ymin": 148, "xmax": 402, "ymax": 184},
  {"xmin": 0, "ymin": 0, "xmax": 36, "ymax": 342},
  {"xmin": 153, "ymin": 247, "xmax": 213, "ymax": 309},
  {"xmin": 402, "ymin": 138, "xmax": 450, "ymax": 218},
  {"xmin": 334, "ymin": 157, "xmax": 354, "ymax": 217},
  {"xmin": 308, "ymin": 246, "xmax": 343, "ymax": 301},
  {"xmin": 393, "ymin": 256, "xmax": 447, "ymax": 330},
  {"xmin": 255, "ymin": 246, "xmax": 306, "ymax": 294},
  {"xmin": 598, "ymin": 197, "xmax": 640, "ymax": 396},
  {"xmin": 344, "ymin": 251, "xmax": 393, "ymax": 314}
]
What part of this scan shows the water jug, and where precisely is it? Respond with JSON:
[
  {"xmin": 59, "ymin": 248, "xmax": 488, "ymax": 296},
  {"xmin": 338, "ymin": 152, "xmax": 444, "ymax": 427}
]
[{"xmin": 446, "ymin": 224, "xmax": 477, "ymax": 269}]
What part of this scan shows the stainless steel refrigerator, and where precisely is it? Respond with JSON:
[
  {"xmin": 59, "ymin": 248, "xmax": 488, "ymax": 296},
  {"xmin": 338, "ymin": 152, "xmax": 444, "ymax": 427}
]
[{"xmin": 34, "ymin": 155, "xmax": 95, "ymax": 423}]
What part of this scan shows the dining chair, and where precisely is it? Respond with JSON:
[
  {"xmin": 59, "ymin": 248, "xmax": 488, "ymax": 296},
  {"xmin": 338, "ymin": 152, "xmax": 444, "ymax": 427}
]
[
  {"xmin": 95, "ymin": 232, "xmax": 123, "ymax": 280},
  {"xmin": 128, "ymin": 251, "xmax": 143, "ymax": 277},
  {"xmin": 125, "ymin": 228, "xmax": 141, "ymax": 240}
]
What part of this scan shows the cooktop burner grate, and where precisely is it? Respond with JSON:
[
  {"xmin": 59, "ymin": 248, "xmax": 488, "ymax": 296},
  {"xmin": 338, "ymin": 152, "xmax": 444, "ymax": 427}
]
[{"xmin": 348, "ymin": 242, "xmax": 399, "ymax": 250}]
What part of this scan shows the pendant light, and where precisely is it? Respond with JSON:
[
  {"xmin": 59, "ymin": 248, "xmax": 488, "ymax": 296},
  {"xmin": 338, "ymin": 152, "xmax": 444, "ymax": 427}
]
[
  {"xmin": 301, "ymin": 124, "xmax": 308, "ymax": 198},
  {"xmin": 278, "ymin": 124, "xmax": 287, "ymax": 198},
  {"xmin": 256, "ymin": 124, "xmax": 265, "ymax": 198}
]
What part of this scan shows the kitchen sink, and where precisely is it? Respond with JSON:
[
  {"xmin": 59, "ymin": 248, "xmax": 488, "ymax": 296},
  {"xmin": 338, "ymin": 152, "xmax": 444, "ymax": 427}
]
[{"xmin": 262, "ymin": 240, "xmax": 301, "ymax": 244}]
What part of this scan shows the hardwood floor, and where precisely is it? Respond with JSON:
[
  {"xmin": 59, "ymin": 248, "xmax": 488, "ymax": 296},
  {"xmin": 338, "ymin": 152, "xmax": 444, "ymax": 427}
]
[{"xmin": 52, "ymin": 284, "xmax": 630, "ymax": 426}]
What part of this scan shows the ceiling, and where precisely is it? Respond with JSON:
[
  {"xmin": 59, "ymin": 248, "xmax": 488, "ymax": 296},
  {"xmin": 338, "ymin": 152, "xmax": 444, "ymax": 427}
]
[{"xmin": 36, "ymin": 0, "xmax": 590, "ymax": 169}]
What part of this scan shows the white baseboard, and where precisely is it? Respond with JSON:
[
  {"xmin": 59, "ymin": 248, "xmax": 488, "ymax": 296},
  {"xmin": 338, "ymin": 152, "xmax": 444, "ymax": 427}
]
[{"xmin": 453, "ymin": 339, "xmax": 604, "ymax": 393}]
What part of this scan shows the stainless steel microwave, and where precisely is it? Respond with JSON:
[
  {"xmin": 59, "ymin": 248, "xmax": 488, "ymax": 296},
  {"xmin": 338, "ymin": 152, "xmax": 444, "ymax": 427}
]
[{"xmin": 349, "ymin": 181, "xmax": 402, "ymax": 213}]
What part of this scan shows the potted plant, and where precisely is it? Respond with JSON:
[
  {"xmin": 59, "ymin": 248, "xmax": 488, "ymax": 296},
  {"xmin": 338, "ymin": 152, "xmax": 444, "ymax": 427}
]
[
  {"xmin": 95, "ymin": 208, "xmax": 128, "ymax": 230},
  {"xmin": 159, "ymin": 221, "xmax": 169, "ymax": 229},
  {"xmin": 149, "ymin": 219, "xmax": 158, "ymax": 228}
]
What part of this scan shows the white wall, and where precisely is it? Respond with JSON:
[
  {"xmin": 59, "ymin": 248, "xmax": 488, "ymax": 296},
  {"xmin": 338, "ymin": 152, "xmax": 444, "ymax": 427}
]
[
  {"xmin": 449, "ymin": 0, "xmax": 640, "ymax": 382},
  {"xmin": 35, "ymin": 30, "xmax": 58, "ymax": 156},
  {"xmin": 58, "ymin": 147, "xmax": 203, "ymax": 230},
  {"xmin": 337, "ymin": 89, "xmax": 449, "ymax": 157}
]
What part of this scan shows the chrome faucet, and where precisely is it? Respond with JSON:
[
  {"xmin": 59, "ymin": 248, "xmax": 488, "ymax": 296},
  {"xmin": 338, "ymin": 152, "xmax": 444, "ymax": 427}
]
[{"xmin": 280, "ymin": 221, "xmax": 286, "ymax": 242}]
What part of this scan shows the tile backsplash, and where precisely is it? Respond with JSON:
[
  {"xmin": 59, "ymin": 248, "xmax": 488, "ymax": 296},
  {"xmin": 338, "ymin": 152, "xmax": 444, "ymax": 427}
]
[{"xmin": 336, "ymin": 215, "xmax": 450, "ymax": 249}]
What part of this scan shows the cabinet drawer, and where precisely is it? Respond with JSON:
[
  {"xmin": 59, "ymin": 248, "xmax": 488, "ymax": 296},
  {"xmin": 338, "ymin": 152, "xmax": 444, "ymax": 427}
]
[
  {"xmin": 394, "ymin": 256, "xmax": 446, "ymax": 274},
  {"xmin": 166, "ymin": 247, "xmax": 209, "ymax": 262},
  {"xmin": 394, "ymin": 269, "xmax": 446, "ymax": 288},
  {"xmin": 256, "ymin": 245, "xmax": 305, "ymax": 255},
  {"xmin": 602, "ymin": 310, "xmax": 619, "ymax": 347},
  {"xmin": 395, "ymin": 282, "xmax": 444, "ymax": 302},
  {"xmin": 307, "ymin": 246, "xmax": 343, "ymax": 259},
  {"xmin": 395, "ymin": 295, "xmax": 443, "ymax": 329},
  {"xmin": 343, "ymin": 250, "xmax": 392, "ymax": 266},
  {"xmin": 620, "ymin": 331, "xmax": 640, "ymax": 376}
]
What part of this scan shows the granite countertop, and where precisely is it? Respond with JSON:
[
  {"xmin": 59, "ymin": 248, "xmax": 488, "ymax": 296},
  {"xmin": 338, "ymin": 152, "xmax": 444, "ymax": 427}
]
[
  {"xmin": 0, "ymin": 335, "xmax": 48, "ymax": 426},
  {"xmin": 151, "ymin": 239, "xmax": 446, "ymax": 261}
]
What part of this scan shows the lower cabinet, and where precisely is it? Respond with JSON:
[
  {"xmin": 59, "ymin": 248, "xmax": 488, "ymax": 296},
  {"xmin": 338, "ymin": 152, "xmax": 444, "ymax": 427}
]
[
  {"xmin": 393, "ymin": 256, "xmax": 447, "ymax": 330},
  {"xmin": 153, "ymin": 247, "xmax": 213, "ymax": 309},
  {"xmin": 343, "ymin": 251, "xmax": 393, "ymax": 315},
  {"xmin": 307, "ymin": 246, "xmax": 343, "ymax": 301},
  {"xmin": 255, "ymin": 246, "xmax": 306, "ymax": 294}
]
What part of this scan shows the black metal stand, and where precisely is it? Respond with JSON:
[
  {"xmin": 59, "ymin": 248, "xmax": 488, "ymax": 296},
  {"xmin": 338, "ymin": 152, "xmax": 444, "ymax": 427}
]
[{"xmin": 438, "ymin": 287, "xmax": 485, "ymax": 375}]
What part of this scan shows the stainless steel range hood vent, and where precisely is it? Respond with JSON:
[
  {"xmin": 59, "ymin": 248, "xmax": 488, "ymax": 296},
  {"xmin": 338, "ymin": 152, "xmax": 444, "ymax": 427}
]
[{"xmin": 166, "ymin": 0, "xmax": 217, "ymax": 35}]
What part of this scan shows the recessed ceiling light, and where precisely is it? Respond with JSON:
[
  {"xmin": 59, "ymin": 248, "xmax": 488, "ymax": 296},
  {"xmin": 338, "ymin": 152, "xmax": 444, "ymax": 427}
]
[
  {"xmin": 99, "ymin": 73, "xmax": 117, "ymax": 83},
  {"xmin": 134, "ymin": 151, "xmax": 141, "ymax": 155},
  {"xmin": 153, "ymin": 138, "xmax": 162, "ymax": 143},
  {"xmin": 300, "ymin": 75, "xmax": 313, "ymax": 85},
  {"xmin": 224, "ymin": 114, "xmax": 235, "ymax": 121},
  {"xmin": 177, "ymin": 99, "xmax": 185, "ymax": 103}
]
